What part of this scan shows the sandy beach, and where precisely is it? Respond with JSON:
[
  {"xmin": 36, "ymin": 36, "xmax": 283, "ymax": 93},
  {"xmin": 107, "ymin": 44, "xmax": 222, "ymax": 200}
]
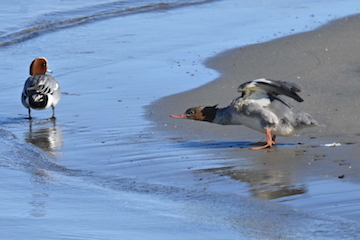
[{"xmin": 149, "ymin": 14, "xmax": 360, "ymax": 220}]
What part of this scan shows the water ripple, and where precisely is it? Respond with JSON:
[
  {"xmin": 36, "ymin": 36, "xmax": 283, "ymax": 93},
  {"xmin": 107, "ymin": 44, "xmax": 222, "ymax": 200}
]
[{"xmin": 0, "ymin": 0, "xmax": 215, "ymax": 46}]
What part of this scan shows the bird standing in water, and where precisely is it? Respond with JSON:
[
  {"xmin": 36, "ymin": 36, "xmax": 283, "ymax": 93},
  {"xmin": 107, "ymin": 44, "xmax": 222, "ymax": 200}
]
[
  {"xmin": 21, "ymin": 57, "xmax": 61, "ymax": 120},
  {"xmin": 170, "ymin": 78, "xmax": 319, "ymax": 150}
]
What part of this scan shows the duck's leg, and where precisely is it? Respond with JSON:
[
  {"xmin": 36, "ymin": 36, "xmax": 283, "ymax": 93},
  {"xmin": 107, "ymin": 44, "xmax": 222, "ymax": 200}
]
[
  {"xmin": 250, "ymin": 130, "xmax": 275, "ymax": 150},
  {"xmin": 27, "ymin": 108, "xmax": 32, "ymax": 120},
  {"xmin": 272, "ymin": 135, "xmax": 277, "ymax": 144},
  {"xmin": 48, "ymin": 106, "xmax": 56, "ymax": 120}
]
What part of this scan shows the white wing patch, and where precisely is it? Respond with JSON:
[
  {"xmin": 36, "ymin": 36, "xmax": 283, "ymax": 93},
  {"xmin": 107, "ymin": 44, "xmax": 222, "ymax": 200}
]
[
  {"xmin": 253, "ymin": 78, "xmax": 271, "ymax": 84},
  {"xmin": 54, "ymin": 83, "xmax": 59, "ymax": 91},
  {"xmin": 239, "ymin": 78, "xmax": 271, "ymax": 91},
  {"xmin": 246, "ymin": 91, "xmax": 271, "ymax": 107}
]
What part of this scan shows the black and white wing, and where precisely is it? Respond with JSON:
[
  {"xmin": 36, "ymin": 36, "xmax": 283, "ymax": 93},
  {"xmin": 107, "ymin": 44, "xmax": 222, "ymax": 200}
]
[
  {"xmin": 237, "ymin": 78, "xmax": 303, "ymax": 102},
  {"xmin": 23, "ymin": 74, "xmax": 59, "ymax": 96}
]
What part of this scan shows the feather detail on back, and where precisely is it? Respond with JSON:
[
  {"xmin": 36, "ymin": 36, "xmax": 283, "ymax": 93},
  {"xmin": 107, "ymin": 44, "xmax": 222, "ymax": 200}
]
[{"xmin": 24, "ymin": 75, "xmax": 59, "ymax": 96}]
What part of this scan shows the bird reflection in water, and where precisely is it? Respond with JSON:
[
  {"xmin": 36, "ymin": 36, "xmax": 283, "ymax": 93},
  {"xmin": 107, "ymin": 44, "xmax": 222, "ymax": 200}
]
[
  {"xmin": 198, "ymin": 147, "xmax": 310, "ymax": 201},
  {"xmin": 25, "ymin": 120, "xmax": 63, "ymax": 156}
]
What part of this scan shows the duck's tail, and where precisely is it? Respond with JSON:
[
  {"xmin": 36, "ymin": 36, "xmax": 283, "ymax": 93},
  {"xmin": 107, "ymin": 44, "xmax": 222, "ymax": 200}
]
[
  {"xmin": 295, "ymin": 112, "xmax": 323, "ymax": 129},
  {"xmin": 28, "ymin": 93, "xmax": 49, "ymax": 109}
]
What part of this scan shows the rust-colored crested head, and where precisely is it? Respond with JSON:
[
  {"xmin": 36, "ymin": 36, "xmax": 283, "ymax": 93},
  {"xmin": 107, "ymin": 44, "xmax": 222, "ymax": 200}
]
[
  {"xmin": 29, "ymin": 57, "xmax": 49, "ymax": 75},
  {"xmin": 170, "ymin": 105, "xmax": 218, "ymax": 122}
]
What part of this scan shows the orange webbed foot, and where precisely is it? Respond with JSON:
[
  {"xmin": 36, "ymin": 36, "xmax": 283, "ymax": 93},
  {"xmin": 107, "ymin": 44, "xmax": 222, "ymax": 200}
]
[
  {"xmin": 250, "ymin": 143, "xmax": 273, "ymax": 150},
  {"xmin": 249, "ymin": 130, "xmax": 276, "ymax": 150}
]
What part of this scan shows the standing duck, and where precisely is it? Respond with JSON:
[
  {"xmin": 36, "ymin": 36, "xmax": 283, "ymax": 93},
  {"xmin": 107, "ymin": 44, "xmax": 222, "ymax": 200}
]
[
  {"xmin": 21, "ymin": 57, "xmax": 61, "ymax": 120},
  {"xmin": 170, "ymin": 78, "xmax": 319, "ymax": 150}
]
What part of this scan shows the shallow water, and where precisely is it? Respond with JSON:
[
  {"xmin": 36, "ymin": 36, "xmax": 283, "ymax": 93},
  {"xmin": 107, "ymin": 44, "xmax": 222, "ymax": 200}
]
[{"xmin": 2, "ymin": 0, "xmax": 360, "ymax": 239}]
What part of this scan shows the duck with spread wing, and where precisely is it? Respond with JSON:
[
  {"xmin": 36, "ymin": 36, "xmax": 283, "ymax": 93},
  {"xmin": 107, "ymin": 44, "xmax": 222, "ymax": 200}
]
[{"xmin": 170, "ymin": 78, "xmax": 319, "ymax": 150}]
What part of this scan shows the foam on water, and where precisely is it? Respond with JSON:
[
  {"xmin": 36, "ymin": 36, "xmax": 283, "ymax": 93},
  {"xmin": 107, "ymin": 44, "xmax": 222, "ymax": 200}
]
[{"xmin": 0, "ymin": 0, "xmax": 215, "ymax": 46}]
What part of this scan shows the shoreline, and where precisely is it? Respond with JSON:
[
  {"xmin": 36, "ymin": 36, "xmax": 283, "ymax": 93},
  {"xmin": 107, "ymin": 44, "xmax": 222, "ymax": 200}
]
[{"xmin": 147, "ymin": 14, "xmax": 360, "ymax": 221}]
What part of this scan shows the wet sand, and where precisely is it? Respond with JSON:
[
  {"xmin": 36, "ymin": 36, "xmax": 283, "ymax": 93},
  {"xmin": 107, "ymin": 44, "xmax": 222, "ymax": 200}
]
[{"xmin": 149, "ymin": 14, "xmax": 360, "ymax": 220}]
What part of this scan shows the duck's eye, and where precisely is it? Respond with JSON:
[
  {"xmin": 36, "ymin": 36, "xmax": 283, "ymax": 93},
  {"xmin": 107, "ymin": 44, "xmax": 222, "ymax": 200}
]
[{"xmin": 187, "ymin": 110, "xmax": 195, "ymax": 116}]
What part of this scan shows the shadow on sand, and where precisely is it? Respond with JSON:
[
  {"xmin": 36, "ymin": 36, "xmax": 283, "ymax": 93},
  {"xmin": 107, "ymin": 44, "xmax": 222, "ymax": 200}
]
[{"xmin": 170, "ymin": 139, "xmax": 295, "ymax": 149}]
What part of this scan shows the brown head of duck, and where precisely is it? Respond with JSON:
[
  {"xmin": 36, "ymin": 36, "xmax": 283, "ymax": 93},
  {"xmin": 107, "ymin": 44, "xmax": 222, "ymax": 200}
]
[
  {"xmin": 29, "ymin": 57, "xmax": 51, "ymax": 75},
  {"xmin": 170, "ymin": 105, "xmax": 218, "ymax": 122}
]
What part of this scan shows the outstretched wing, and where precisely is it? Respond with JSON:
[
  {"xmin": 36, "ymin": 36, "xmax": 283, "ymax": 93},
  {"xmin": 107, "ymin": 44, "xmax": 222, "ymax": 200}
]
[{"xmin": 237, "ymin": 78, "xmax": 303, "ymax": 102}]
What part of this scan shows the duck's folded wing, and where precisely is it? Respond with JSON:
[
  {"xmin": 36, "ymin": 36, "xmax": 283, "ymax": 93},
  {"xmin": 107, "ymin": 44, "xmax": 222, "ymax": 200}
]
[
  {"xmin": 25, "ymin": 75, "xmax": 59, "ymax": 95},
  {"xmin": 238, "ymin": 78, "xmax": 304, "ymax": 102}
]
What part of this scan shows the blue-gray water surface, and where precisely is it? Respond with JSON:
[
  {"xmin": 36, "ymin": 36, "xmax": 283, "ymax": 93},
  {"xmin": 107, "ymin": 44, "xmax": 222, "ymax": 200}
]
[{"xmin": 2, "ymin": 0, "xmax": 360, "ymax": 239}]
